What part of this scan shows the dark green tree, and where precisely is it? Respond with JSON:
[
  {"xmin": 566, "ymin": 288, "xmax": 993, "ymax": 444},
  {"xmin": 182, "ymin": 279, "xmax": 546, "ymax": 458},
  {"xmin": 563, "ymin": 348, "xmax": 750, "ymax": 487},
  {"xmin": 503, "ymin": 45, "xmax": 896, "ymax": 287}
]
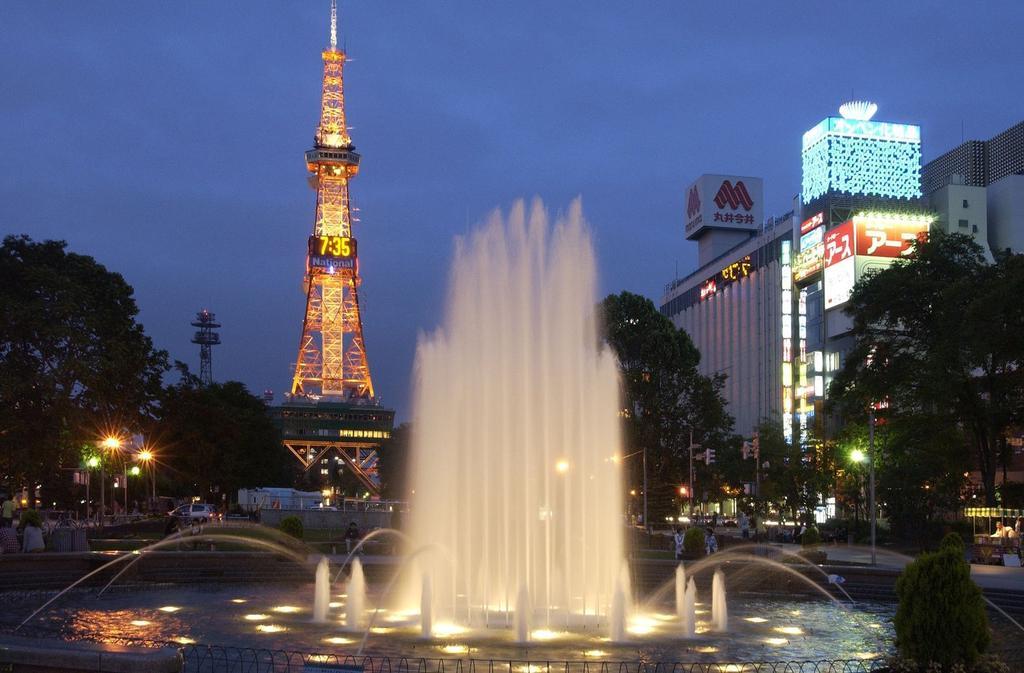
[
  {"xmin": 0, "ymin": 236, "xmax": 168, "ymax": 504},
  {"xmin": 830, "ymin": 232, "xmax": 1024, "ymax": 505},
  {"xmin": 600, "ymin": 291, "xmax": 737, "ymax": 522},
  {"xmin": 895, "ymin": 533, "xmax": 989, "ymax": 668},
  {"xmin": 151, "ymin": 377, "xmax": 294, "ymax": 503},
  {"xmin": 377, "ymin": 422, "xmax": 412, "ymax": 500}
]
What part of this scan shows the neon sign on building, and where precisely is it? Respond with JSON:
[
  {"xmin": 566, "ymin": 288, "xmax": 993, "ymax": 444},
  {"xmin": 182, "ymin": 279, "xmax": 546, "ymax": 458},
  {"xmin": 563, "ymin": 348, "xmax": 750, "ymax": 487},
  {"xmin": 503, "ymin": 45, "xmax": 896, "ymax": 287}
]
[
  {"xmin": 801, "ymin": 116, "xmax": 922, "ymax": 202},
  {"xmin": 698, "ymin": 255, "xmax": 752, "ymax": 302}
]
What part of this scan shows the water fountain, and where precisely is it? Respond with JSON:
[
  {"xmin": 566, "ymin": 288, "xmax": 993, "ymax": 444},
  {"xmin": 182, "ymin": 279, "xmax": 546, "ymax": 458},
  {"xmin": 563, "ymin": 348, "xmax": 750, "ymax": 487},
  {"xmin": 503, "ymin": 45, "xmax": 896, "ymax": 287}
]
[
  {"xmin": 313, "ymin": 557, "xmax": 330, "ymax": 624},
  {"xmin": 712, "ymin": 569, "xmax": 728, "ymax": 632},
  {"xmin": 403, "ymin": 199, "xmax": 624, "ymax": 635},
  {"xmin": 420, "ymin": 573, "xmax": 433, "ymax": 639},
  {"xmin": 346, "ymin": 558, "xmax": 366, "ymax": 632},
  {"xmin": 674, "ymin": 564, "xmax": 686, "ymax": 621},
  {"xmin": 682, "ymin": 577, "xmax": 697, "ymax": 638}
]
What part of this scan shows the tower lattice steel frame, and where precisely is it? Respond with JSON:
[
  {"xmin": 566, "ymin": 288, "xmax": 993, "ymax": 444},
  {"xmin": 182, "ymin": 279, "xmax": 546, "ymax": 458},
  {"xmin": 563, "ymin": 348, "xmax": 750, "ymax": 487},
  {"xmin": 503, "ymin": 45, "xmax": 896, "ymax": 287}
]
[
  {"xmin": 276, "ymin": 2, "xmax": 394, "ymax": 497},
  {"xmin": 291, "ymin": 0, "xmax": 374, "ymax": 401},
  {"xmin": 191, "ymin": 309, "xmax": 221, "ymax": 386}
]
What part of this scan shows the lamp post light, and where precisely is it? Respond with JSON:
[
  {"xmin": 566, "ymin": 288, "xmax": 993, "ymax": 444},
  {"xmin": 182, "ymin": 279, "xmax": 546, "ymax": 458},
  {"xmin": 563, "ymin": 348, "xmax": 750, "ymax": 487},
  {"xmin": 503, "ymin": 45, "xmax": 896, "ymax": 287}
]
[
  {"xmin": 137, "ymin": 449, "xmax": 156, "ymax": 510},
  {"xmin": 613, "ymin": 450, "xmax": 647, "ymax": 532},
  {"xmin": 85, "ymin": 455, "xmax": 99, "ymax": 523},
  {"xmin": 98, "ymin": 436, "xmax": 123, "ymax": 527}
]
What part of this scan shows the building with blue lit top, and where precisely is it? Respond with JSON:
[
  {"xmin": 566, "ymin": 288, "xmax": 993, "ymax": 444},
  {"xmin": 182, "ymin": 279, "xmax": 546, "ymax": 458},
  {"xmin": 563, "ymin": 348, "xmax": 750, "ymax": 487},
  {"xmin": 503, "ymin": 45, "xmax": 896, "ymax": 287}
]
[{"xmin": 792, "ymin": 102, "xmax": 932, "ymax": 446}]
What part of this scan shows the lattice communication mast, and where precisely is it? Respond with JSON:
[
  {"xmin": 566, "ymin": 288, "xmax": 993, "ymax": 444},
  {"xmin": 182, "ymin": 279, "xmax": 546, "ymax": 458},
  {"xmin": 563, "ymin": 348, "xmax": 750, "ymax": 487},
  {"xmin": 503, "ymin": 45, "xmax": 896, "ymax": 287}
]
[
  {"xmin": 291, "ymin": 0, "xmax": 375, "ymax": 401},
  {"xmin": 191, "ymin": 309, "xmax": 221, "ymax": 386}
]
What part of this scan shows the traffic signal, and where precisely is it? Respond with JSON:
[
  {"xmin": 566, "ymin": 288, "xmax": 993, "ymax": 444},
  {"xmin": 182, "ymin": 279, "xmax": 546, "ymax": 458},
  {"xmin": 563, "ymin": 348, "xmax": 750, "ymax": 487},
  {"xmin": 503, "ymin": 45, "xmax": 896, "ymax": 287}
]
[
  {"xmin": 679, "ymin": 485, "xmax": 688, "ymax": 497},
  {"xmin": 705, "ymin": 448, "xmax": 716, "ymax": 465}
]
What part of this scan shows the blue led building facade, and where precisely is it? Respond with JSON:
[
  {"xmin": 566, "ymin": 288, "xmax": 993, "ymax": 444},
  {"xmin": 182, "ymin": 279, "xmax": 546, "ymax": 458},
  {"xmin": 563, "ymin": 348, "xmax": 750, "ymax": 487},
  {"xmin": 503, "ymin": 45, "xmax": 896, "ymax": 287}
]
[{"xmin": 802, "ymin": 117, "xmax": 922, "ymax": 203}]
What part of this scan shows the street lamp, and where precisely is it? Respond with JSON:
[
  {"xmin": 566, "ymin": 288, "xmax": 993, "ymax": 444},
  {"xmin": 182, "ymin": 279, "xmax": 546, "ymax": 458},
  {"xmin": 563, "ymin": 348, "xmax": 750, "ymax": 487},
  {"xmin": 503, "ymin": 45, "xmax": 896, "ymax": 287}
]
[
  {"xmin": 137, "ymin": 448, "xmax": 156, "ymax": 510},
  {"xmin": 613, "ymin": 450, "xmax": 648, "ymax": 532},
  {"xmin": 84, "ymin": 455, "xmax": 100, "ymax": 521},
  {"xmin": 98, "ymin": 435, "xmax": 123, "ymax": 526}
]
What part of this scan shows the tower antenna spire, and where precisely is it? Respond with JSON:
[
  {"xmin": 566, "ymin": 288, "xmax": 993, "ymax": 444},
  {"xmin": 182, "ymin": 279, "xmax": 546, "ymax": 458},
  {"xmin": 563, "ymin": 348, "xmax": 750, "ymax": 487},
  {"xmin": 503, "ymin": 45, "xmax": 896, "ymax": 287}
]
[{"xmin": 330, "ymin": 0, "xmax": 338, "ymax": 50}]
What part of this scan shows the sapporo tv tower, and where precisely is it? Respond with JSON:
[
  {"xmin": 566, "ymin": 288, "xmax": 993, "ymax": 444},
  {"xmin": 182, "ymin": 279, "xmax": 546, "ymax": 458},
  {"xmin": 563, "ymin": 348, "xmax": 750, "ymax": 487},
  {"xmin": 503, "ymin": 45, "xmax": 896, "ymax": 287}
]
[{"xmin": 272, "ymin": 1, "xmax": 394, "ymax": 497}]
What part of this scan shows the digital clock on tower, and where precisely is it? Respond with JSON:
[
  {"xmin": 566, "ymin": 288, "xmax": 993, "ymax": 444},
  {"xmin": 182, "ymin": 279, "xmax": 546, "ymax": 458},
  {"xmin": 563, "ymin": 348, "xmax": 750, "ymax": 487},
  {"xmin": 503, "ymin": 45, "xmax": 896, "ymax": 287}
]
[{"xmin": 309, "ymin": 235, "xmax": 358, "ymax": 259}]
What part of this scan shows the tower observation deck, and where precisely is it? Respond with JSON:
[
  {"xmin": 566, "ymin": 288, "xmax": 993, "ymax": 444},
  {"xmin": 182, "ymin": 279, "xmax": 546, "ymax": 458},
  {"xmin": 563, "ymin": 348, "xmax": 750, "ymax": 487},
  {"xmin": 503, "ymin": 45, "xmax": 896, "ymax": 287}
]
[{"xmin": 274, "ymin": 1, "xmax": 393, "ymax": 496}]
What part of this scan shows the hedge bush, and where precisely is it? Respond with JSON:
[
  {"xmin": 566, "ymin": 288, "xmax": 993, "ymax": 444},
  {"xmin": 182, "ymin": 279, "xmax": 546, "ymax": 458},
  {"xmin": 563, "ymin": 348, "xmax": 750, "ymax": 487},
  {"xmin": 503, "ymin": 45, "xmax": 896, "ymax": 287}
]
[
  {"xmin": 19, "ymin": 509, "xmax": 42, "ymax": 529},
  {"xmin": 895, "ymin": 532, "xmax": 989, "ymax": 668},
  {"xmin": 683, "ymin": 527, "xmax": 705, "ymax": 554},
  {"xmin": 801, "ymin": 526, "xmax": 821, "ymax": 547},
  {"xmin": 278, "ymin": 516, "xmax": 304, "ymax": 540}
]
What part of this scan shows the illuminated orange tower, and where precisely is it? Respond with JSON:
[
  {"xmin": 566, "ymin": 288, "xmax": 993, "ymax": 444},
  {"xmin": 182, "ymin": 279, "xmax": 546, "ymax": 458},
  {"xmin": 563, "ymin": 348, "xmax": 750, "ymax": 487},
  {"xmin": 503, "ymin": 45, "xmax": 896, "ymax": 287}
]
[{"xmin": 292, "ymin": 0, "xmax": 374, "ymax": 400}]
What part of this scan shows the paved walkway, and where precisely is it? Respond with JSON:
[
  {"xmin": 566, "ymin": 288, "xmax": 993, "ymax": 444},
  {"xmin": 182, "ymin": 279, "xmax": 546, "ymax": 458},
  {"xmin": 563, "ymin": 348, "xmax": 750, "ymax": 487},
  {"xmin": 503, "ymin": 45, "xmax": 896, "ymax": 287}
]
[{"xmin": 807, "ymin": 543, "xmax": 1024, "ymax": 591}]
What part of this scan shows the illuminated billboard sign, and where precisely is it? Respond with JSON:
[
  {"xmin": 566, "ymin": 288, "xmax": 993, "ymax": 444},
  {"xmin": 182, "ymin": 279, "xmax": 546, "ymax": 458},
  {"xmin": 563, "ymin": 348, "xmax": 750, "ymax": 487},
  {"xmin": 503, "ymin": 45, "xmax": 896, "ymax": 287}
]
[
  {"xmin": 792, "ymin": 242, "xmax": 824, "ymax": 282},
  {"xmin": 698, "ymin": 255, "xmax": 752, "ymax": 302},
  {"xmin": 801, "ymin": 212, "xmax": 824, "ymax": 235},
  {"xmin": 823, "ymin": 221, "xmax": 854, "ymax": 268},
  {"xmin": 800, "ymin": 225, "xmax": 824, "ymax": 250},
  {"xmin": 824, "ymin": 256, "xmax": 856, "ymax": 309},
  {"xmin": 851, "ymin": 212, "xmax": 931, "ymax": 258},
  {"xmin": 684, "ymin": 174, "xmax": 763, "ymax": 240},
  {"xmin": 821, "ymin": 213, "xmax": 933, "ymax": 310},
  {"xmin": 801, "ymin": 116, "xmax": 922, "ymax": 202}
]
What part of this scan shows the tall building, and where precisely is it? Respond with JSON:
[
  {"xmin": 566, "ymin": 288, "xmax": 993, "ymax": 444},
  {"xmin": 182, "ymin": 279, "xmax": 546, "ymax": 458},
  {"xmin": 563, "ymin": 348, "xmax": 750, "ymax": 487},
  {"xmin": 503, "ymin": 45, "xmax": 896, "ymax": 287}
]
[
  {"xmin": 794, "ymin": 102, "xmax": 931, "ymax": 443},
  {"xmin": 271, "ymin": 2, "xmax": 394, "ymax": 497},
  {"xmin": 662, "ymin": 102, "xmax": 932, "ymax": 449},
  {"xmin": 661, "ymin": 173, "xmax": 795, "ymax": 438},
  {"xmin": 923, "ymin": 120, "xmax": 1024, "ymax": 256}
]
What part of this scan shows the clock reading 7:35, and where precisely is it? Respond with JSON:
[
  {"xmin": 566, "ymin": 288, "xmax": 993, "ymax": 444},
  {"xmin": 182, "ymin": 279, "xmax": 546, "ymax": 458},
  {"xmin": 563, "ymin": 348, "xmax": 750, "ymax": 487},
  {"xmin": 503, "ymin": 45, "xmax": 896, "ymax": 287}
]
[{"xmin": 309, "ymin": 235, "xmax": 357, "ymax": 259}]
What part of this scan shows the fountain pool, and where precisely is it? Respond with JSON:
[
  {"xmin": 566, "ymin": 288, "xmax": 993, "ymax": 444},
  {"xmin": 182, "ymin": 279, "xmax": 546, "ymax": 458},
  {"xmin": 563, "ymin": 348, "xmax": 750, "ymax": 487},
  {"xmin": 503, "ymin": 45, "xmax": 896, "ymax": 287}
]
[{"xmin": 1, "ymin": 582, "xmax": 894, "ymax": 663}]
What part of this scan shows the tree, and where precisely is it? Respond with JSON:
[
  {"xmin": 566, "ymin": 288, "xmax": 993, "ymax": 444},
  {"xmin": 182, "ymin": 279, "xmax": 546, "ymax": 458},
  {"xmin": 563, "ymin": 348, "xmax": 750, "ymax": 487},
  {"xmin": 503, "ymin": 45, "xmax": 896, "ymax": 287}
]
[
  {"xmin": 600, "ymin": 291, "xmax": 737, "ymax": 521},
  {"xmin": 377, "ymin": 422, "xmax": 412, "ymax": 501},
  {"xmin": 151, "ymin": 377, "xmax": 294, "ymax": 503},
  {"xmin": 894, "ymin": 533, "xmax": 989, "ymax": 668},
  {"xmin": 747, "ymin": 421, "xmax": 832, "ymax": 524},
  {"xmin": 0, "ymin": 236, "xmax": 168, "ymax": 503},
  {"xmin": 830, "ymin": 232, "xmax": 1024, "ymax": 505}
]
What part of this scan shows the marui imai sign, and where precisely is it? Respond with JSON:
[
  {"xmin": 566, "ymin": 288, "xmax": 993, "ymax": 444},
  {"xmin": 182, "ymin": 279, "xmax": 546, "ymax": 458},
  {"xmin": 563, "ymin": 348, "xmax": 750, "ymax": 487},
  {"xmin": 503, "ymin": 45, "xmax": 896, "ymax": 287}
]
[{"xmin": 684, "ymin": 174, "xmax": 764, "ymax": 240}]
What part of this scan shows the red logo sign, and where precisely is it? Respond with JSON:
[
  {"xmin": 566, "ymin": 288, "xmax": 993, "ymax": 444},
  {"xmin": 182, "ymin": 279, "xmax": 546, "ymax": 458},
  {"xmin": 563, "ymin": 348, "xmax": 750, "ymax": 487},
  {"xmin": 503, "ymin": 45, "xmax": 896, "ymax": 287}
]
[
  {"xmin": 801, "ymin": 212, "xmax": 824, "ymax": 235},
  {"xmin": 700, "ymin": 279, "xmax": 717, "ymax": 300},
  {"xmin": 686, "ymin": 185, "xmax": 701, "ymax": 218},
  {"xmin": 713, "ymin": 180, "xmax": 754, "ymax": 211},
  {"xmin": 854, "ymin": 219, "xmax": 929, "ymax": 258},
  {"xmin": 824, "ymin": 221, "xmax": 854, "ymax": 268}
]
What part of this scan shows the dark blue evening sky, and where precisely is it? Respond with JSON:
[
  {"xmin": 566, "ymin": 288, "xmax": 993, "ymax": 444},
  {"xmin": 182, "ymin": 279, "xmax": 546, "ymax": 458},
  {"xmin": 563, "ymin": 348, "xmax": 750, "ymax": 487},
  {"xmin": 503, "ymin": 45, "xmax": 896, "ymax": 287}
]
[{"xmin": 3, "ymin": 2, "xmax": 1022, "ymax": 418}]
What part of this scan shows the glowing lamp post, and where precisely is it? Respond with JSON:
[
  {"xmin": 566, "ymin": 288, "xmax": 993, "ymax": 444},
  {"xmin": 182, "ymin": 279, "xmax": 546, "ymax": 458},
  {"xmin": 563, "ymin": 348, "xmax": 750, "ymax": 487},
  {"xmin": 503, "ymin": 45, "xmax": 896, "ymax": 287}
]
[
  {"xmin": 98, "ymin": 435, "xmax": 123, "ymax": 527},
  {"xmin": 137, "ymin": 448, "xmax": 156, "ymax": 511}
]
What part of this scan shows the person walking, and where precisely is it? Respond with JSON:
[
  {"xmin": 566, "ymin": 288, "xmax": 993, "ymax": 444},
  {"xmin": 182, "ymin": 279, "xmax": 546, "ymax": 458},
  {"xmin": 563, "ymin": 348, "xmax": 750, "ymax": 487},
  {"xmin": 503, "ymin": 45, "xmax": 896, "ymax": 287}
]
[
  {"xmin": 673, "ymin": 527, "xmax": 685, "ymax": 561},
  {"xmin": 1, "ymin": 497, "xmax": 14, "ymax": 528},
  {"xmin": 705, "ymin": 527, "xmax": 718, "ymax": 555},
  {"xmin": 739, "ymin": 511, "xmax": 750, "ymax": 540},
  {"xmin": 345, "ymin": 521, "xmax": 361, "ymax": 554}
]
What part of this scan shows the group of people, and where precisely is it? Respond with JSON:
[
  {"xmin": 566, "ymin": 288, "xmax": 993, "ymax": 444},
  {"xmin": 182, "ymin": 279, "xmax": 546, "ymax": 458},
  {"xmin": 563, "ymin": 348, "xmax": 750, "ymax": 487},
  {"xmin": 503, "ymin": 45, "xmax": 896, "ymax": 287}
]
[
  {"xmin": 671, "ymin": 511, "xmax": 773, "ymax": 559},
  {"xmin": 0, "ymin": 497, "xmax": 45, "ymax": 553},
  {"xmin": 990, "ymin": 518, "xmax": 1023, "ymax": 541}
]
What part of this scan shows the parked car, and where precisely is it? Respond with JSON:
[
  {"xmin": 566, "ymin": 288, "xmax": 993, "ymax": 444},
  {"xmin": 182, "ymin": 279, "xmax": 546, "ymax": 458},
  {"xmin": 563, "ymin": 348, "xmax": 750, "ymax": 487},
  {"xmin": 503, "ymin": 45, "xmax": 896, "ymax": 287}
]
[{"xmin": 171, "ymin": 503, "xmax": 220, "ymax": 524}]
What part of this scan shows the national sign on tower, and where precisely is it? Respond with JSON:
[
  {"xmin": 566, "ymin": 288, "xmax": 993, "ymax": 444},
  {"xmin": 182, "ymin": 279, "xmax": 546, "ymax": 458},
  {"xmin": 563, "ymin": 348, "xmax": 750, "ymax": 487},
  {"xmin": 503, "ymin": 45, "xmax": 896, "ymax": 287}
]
[{"xmin": 684, "ymin": 174, "xmax": 764, "ymax": 241}]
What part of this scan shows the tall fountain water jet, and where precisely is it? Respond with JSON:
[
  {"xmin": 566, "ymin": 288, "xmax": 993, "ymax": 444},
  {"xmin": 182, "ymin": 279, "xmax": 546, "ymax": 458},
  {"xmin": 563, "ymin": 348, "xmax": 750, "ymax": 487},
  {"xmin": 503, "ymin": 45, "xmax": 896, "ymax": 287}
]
[
  {"xmin": 682, "ymin": 577, "xmax": 696, "ymax": 638},
  {"xmin": 420, "ymin": 573, "xmax": 433, "ymax": 639},
  {"xmin": 711, "ymin": 569, "xmax": 728, "ymax": 632},
  {"xmin": 405, "ymin": 199, "xmax": 624, "ymax": 627},
  {"xmin": 313, "ymin": 556, "xmax": 331, "ymax": 624},
  {"xmin": 346, "ymin": 557, "xmax": 366, "ymax": 632},
  {"xmin": 609, "ymin": 576, "xmax": 626, "ymax": 643},
  {"xmin": 515, "ymin": 584, "xmax": 531, "ymax": 643},
  {"xmin": 674, "ymin": 564, "xmax": 686, "ymax": 621}
]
